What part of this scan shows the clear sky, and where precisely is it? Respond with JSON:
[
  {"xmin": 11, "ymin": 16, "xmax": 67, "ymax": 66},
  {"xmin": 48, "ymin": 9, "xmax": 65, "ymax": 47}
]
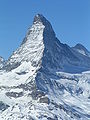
[{"xmin": 0, "ymin": 0, "xmax": 90, "ymax": 59}]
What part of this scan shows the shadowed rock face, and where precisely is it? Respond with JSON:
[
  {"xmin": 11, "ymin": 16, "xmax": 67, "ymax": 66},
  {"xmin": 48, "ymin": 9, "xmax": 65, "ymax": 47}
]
[
  {"xmin": 0, "ymin": 101, "xmax": 9, "ymax": 111},
  {"xmin": 39, "ymin": 97, "xmax": 50, "ymax": 104},
  {"xmin": 72, "ymin": 43, "xmax": 90, "ymax": 57},
  {"xmin": 73, "ymin": 44, "xmax": 88, "ymax": 52},
  {"xmin": 6, "ymin": 92, "xmax": 23, "ymax": 98}
]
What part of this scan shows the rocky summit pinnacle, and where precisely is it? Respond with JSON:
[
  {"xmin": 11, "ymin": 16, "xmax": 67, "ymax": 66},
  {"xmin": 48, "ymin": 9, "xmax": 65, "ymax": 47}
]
[
  {"xmin": 33, "ymin": 14, "xmax": 55, "ymax": 38},
  {"xmin": 4, "ymin": 14, "xmax": 57, "ymax": 71},
  {"xmin": 33, "ymin": 14, "xmax": 46, "ymax": 23},
  {"xmin": 33, "ymin": 14, "xmax": 51, "ymax": 25}
]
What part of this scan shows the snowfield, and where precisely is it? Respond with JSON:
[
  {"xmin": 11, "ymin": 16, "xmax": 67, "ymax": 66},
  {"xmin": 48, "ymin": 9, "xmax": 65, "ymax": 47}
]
[{"xmin": 0, "ymin": 69, "xmax": 90, "ymax": 120}]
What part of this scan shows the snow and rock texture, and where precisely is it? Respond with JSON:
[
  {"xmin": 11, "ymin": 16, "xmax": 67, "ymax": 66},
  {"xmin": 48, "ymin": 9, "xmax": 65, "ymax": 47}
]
[
  {"xmin": 72, "ymin": 43, "xmax": 90, "ymax": 57},
  {"xmin": 0, "ymin": 14, "xmax": 90, "ymax": 120},
  {"xmin": 0, "ymin": 56, "xmax": 5, "ymax": 69}
]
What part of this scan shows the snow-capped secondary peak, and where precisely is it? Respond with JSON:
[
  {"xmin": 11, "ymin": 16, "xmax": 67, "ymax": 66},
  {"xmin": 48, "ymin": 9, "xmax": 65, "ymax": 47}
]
[
  {"xmin": 0, "ymin": 56, "xmax": 5, "ymax": 69},
  {"xmin": 74, "ymin": 43, "xmax": 87, "ymax": 50},
  {"xmin": 0, "ymin": 56, "xmax": 4, "ymax": 63},
  {"xmin": 73, "ymin": 43, "xmax": 90, "ymax": 57}
]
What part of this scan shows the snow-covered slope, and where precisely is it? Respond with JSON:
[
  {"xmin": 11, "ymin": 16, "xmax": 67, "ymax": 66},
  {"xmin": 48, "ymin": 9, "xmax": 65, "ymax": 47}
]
[
  {"xmin": 0, "ymin": 69, "xmax": 90, "ymax": 120},
  {"xmin": 0, "ymin": 14, "xmax": 90, "ymax": 120}
]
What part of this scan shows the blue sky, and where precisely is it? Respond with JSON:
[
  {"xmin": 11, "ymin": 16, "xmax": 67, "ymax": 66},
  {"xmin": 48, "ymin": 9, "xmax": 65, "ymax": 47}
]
[{"xmin": 0, "ymin": 0, "xmax": 90, "ymax": 59}]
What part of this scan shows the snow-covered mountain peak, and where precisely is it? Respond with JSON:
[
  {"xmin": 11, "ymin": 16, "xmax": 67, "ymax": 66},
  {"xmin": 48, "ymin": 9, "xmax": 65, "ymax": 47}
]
[
  {"xmin": 4, "ymin": 14, "xmax": 57, "ymax": 71},
  {"xmin": 0, "ymin": 56, "xmax": 5, "ymax": 69},
  {"xmin": 3, "ymin": 14, "xmax": 90, "ymax": 72},
  {"xmin": 33, "ymin": 14, "xmax": 53, "ymax": 27},
  {"xmin": 74, "ymin": 43, "xmax": 87, "ymax": 50},
  {"xmin": 22, "ymin": 14, "xmax": 56, "ymax": 46},
  {"xmin": 0, "ymin": 14, "xmax": 90, "ymax": 120},
  {"xmin": 33, "ymin": 14, "xmax": 56, "ymax": 39}
]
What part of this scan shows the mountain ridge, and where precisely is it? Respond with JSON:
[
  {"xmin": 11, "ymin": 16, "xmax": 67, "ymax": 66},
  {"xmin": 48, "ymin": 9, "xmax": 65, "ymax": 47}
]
[{"xmin": 72, "ymin": 43, "xmax": 90, "ymax": 57}]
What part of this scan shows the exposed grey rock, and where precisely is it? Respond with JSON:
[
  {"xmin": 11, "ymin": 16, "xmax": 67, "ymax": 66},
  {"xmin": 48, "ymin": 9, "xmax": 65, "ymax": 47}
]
[
  {"xmin": 16, "ymin": 71, "xmax": 28, "ymax": 75},
  {"xmin": 72, "ymin": 43, "xmax": 90, "ymax": 57},
  {"xmin": 0, "ymin": 101, "xmax": 9, "ymax": 111},
  {"xmin": 6, "ymin": 92, "xmax": 23, "ymax": 98},
  {"xmin": 4, "ymin": 62, "xmax": 21, "ymax": 71},
  {"xmin": 0, "ymin": 56, "xmax": 5, "ymax": 69},
  {"xmin": 39, "ymin": 96, "xmax": 50, "ymax": 104}
]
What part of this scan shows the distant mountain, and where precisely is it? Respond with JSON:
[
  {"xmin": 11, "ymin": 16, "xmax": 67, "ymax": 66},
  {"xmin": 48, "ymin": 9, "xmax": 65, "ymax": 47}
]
[
  {"xmin": 0, "ymin": 14, "xmax": 90, "ymax": 120},
  {"xmin": 0, "ymin": 56, "xmax": 5, "ymax": 69},
  {"xmin": 72, "ymin": 43, "xmax": 90, "ymax": 57}
]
